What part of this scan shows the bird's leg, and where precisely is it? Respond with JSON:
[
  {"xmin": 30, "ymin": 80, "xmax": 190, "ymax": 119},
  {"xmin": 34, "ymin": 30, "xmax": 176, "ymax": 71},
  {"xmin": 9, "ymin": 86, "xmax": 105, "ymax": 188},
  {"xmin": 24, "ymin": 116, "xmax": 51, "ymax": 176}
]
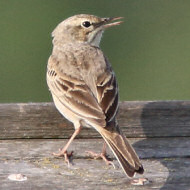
[
  {"xmin": 52, "ymin": 126, "xmax": 82, "ymax": 166},
  {"xmin": 86, "ymin": 142, "xmax": 115, "ymax": 169}
]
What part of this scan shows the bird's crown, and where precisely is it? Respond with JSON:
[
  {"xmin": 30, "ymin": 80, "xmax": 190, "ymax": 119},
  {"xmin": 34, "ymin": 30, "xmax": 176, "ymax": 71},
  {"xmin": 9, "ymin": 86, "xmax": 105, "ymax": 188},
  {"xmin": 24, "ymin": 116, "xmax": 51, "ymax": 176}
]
[{"xmin": 52, "ymin": 14, "xmax": 123, "ymax": 47}]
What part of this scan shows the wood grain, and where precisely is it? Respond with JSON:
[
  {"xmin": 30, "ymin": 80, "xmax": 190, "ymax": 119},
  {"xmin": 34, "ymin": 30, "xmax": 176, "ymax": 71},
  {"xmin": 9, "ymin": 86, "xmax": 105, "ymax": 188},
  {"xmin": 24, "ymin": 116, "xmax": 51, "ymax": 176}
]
[
  {"xmin": 1, "ymin": 101, "xmax": 190, "ymax": 189},
  {"xmin": 1, "ymin": 138, "xmax": 190, "ymax": 160},
  {"xmin": 0, "ymin": 101, "xmax": 190, "ymax": 139},
  {"xmin": 2, "ymin": 158, "xmax": 190, "ymax": 190},
  {"xmin": 1, "ymin": 138, "xmax": 190, "ymax": 190}
]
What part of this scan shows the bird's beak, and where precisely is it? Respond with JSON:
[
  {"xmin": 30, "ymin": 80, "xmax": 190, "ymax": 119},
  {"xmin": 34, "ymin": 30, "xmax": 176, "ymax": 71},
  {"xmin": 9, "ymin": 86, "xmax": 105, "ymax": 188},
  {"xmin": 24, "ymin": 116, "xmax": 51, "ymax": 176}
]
[{"xmin": 102, "ymin": 17, "xmax": 124, "ymax": 29}]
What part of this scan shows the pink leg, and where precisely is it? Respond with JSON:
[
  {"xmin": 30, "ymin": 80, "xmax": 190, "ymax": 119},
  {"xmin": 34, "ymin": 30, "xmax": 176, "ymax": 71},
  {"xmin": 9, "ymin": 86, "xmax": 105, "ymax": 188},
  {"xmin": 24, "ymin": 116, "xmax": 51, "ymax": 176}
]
[
  {"xmin": 86, "ymin": 142, "xmax": 115, "ymax": 168},
  {"xmin": 53, "ymin": 126, "xmax": 82, "ymax": 166}
]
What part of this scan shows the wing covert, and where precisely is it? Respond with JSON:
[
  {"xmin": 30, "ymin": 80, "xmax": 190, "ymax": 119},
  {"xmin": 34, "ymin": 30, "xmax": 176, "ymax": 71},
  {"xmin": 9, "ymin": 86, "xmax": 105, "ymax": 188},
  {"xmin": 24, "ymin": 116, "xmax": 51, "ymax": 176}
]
[{"xmin": 47, "ymin": 56, "xmax": 106, "ymax": 127}]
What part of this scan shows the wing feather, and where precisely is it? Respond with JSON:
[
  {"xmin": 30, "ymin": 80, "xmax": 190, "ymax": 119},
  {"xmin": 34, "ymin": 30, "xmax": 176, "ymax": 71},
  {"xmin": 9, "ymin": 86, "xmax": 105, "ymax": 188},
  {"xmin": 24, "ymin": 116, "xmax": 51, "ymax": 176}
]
[
  {"xmin": 47, "ymin": 48, "xmax": 119, "ymax": 128},
  {"xmin": 96, "ymin": 64, "xmax": 119, "ymax": 123},
  {"xmin": 47, "ymin": 56, "xmax": 106, "ymax": 126}
]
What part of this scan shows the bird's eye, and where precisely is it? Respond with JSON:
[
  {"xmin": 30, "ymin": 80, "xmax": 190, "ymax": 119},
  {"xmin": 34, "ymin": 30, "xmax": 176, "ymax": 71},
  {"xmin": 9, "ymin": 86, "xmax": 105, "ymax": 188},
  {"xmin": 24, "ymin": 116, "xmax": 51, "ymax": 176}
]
[{"xmin": 82, "ymin": 21, "xmax": 91, "ymax": 28}]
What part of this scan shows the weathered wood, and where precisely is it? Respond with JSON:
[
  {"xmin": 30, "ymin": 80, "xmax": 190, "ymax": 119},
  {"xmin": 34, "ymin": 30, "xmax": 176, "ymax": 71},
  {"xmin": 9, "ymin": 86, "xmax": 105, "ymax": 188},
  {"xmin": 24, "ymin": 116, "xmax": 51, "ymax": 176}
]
[
  {"xmin": 0, "ymin": 101, "xmax": 190, "ymax": 139},
  {"xmin": 1, "ymin": 101, "xmax": 190, "ymax": 189},
  {"xmin": 0, "ymin": 159, "xmax": 166, "ymax": 190},
  {"xmin": 1, "ymin": 138, "xmax": 190, "ymax": 160},
  {"xmin": 1, "ymin": 138, "xmax": 190, "ymax": 190},
  {"xmin": 0, "ymin": 156, "xmax": 189, "ymax": 190}
]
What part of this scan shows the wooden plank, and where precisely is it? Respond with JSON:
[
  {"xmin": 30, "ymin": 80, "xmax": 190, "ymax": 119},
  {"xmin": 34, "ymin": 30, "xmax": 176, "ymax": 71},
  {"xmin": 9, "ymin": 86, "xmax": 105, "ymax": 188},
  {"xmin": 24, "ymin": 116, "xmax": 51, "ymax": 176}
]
[
  {"xmin": 1, "ymin": 138, "xmax": 190, "ymax": 160},
  {"xmin": 0, "ymin": 159, "xmax": 163, "ymax": 190},
  {"xmin": 0, "ymin": 157, "xmax": 189, "ymax": 190},
  {"xmin": 0, "ymin": 101, "xmax": 190, "ymax": 139},
  {"xmin": 1, "ymin": 138, "xmax": 190, "ymax": 189}
]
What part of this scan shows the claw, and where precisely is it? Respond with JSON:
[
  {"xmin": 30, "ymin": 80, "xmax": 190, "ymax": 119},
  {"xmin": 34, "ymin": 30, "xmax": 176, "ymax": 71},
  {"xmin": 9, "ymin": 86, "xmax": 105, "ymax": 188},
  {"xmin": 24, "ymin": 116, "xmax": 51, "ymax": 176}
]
[
  {"xmin": 86, "ymin": 150, "xmax": 115, "ymax": 169},
  {"xmin": 52, "ymin": 150, "xmax": 74, "ymax": 167}
]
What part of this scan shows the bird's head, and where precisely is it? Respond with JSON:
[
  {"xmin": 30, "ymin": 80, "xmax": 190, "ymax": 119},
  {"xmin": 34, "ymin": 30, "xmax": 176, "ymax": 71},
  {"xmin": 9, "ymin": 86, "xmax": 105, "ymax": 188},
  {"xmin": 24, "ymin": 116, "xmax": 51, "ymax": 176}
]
[{"xmin": 52, "ymin": 14, "xmax": 123, "ymax": 47}]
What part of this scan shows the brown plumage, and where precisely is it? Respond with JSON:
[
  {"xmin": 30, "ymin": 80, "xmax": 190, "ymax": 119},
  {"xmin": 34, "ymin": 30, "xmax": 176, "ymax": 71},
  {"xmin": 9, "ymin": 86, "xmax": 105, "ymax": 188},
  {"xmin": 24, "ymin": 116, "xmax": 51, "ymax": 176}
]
[{"xmin": 46, "ymin": 14, "xmax": 143, "ymax": 177}]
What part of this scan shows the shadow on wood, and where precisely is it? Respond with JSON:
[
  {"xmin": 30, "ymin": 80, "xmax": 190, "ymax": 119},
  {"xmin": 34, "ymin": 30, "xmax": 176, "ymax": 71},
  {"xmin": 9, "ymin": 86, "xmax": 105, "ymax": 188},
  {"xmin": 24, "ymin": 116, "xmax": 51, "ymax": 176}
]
[{"xmin": 133, "ymin": 101, "xmax": 190, "ymax": 190}]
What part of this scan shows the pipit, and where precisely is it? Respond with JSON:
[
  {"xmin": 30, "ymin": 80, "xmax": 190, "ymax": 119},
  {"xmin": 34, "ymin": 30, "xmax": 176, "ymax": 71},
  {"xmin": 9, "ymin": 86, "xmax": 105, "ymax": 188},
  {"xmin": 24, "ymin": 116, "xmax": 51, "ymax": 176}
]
[{"xmin": 46, "ymin": 14, "xmax": 144, "ymax": 177}]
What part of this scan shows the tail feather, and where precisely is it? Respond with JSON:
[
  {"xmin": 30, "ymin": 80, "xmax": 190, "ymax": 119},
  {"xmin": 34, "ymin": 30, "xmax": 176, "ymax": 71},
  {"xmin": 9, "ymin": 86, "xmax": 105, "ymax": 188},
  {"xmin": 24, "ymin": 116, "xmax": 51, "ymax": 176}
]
[{"xmin": 97, "ymin": 126, "xmax": 144, "ymax": 177}]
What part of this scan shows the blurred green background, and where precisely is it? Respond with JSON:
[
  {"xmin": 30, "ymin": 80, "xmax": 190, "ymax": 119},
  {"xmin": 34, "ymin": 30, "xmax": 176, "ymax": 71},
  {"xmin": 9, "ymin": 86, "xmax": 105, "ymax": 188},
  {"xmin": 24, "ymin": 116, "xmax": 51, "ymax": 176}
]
[{"xmin": 0, "ymin": 0, "xmax": 190, "ymax": 103}]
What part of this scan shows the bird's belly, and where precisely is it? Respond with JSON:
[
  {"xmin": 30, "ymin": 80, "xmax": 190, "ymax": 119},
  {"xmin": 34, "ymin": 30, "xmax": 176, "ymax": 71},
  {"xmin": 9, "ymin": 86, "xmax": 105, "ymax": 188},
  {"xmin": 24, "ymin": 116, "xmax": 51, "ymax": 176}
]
[
  {"xmin": 52, "ymin": 94, "xmax": 82, "ymax": 129},
  {"xmin": 52, "ymin": 94, "xmax": 93, "ymax": 129}
]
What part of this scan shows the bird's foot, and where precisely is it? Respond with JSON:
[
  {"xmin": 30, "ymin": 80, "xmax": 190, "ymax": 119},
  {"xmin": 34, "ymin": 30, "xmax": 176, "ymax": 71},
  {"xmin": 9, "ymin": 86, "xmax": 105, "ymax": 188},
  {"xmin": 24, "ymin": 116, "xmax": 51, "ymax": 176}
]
[
  {"xmin": 52, "ymin": 149, "xmax": 74, "ymax": 167},
  {"xmin": 86, "ymin": 150, "xmax": 115, "ymax": 169}
]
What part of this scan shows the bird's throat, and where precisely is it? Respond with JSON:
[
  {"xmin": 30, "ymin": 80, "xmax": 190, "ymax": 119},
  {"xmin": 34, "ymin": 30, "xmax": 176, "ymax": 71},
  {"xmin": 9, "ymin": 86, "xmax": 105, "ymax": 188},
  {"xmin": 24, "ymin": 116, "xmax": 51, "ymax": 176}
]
[{"xmin": 88, "ymin": 30, "xmax": 103, "ymax": 47}]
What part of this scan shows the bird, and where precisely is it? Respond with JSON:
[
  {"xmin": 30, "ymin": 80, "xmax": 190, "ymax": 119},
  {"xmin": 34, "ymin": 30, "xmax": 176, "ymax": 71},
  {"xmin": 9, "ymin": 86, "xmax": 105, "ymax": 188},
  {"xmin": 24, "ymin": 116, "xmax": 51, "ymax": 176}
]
[{"xmin": 46, "ymin": 14, "xmax": 144, "ymax": 177}]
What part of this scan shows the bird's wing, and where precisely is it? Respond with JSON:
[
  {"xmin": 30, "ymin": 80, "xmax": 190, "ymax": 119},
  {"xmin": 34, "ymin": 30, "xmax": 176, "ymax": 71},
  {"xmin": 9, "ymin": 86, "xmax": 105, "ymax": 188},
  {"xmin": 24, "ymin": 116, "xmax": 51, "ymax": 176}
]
[
  {"xmin": 47, "ymin": 55, "xmax": 106, "ymax": 127},
  {"xmin": 96, "ymin": 57, "xmax": 119, "ymax": 123},
  {"xmin": 47, "ymin": 45, "xmax": 119, "ymax": 127}
]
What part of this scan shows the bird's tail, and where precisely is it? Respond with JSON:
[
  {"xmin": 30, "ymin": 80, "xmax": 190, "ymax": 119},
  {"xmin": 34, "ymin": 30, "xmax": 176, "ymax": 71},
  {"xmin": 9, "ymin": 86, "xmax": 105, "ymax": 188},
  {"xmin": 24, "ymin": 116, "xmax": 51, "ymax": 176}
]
[{"xmin": 96, "ymin": 123, "xmax": 144, "ymax": 177}]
